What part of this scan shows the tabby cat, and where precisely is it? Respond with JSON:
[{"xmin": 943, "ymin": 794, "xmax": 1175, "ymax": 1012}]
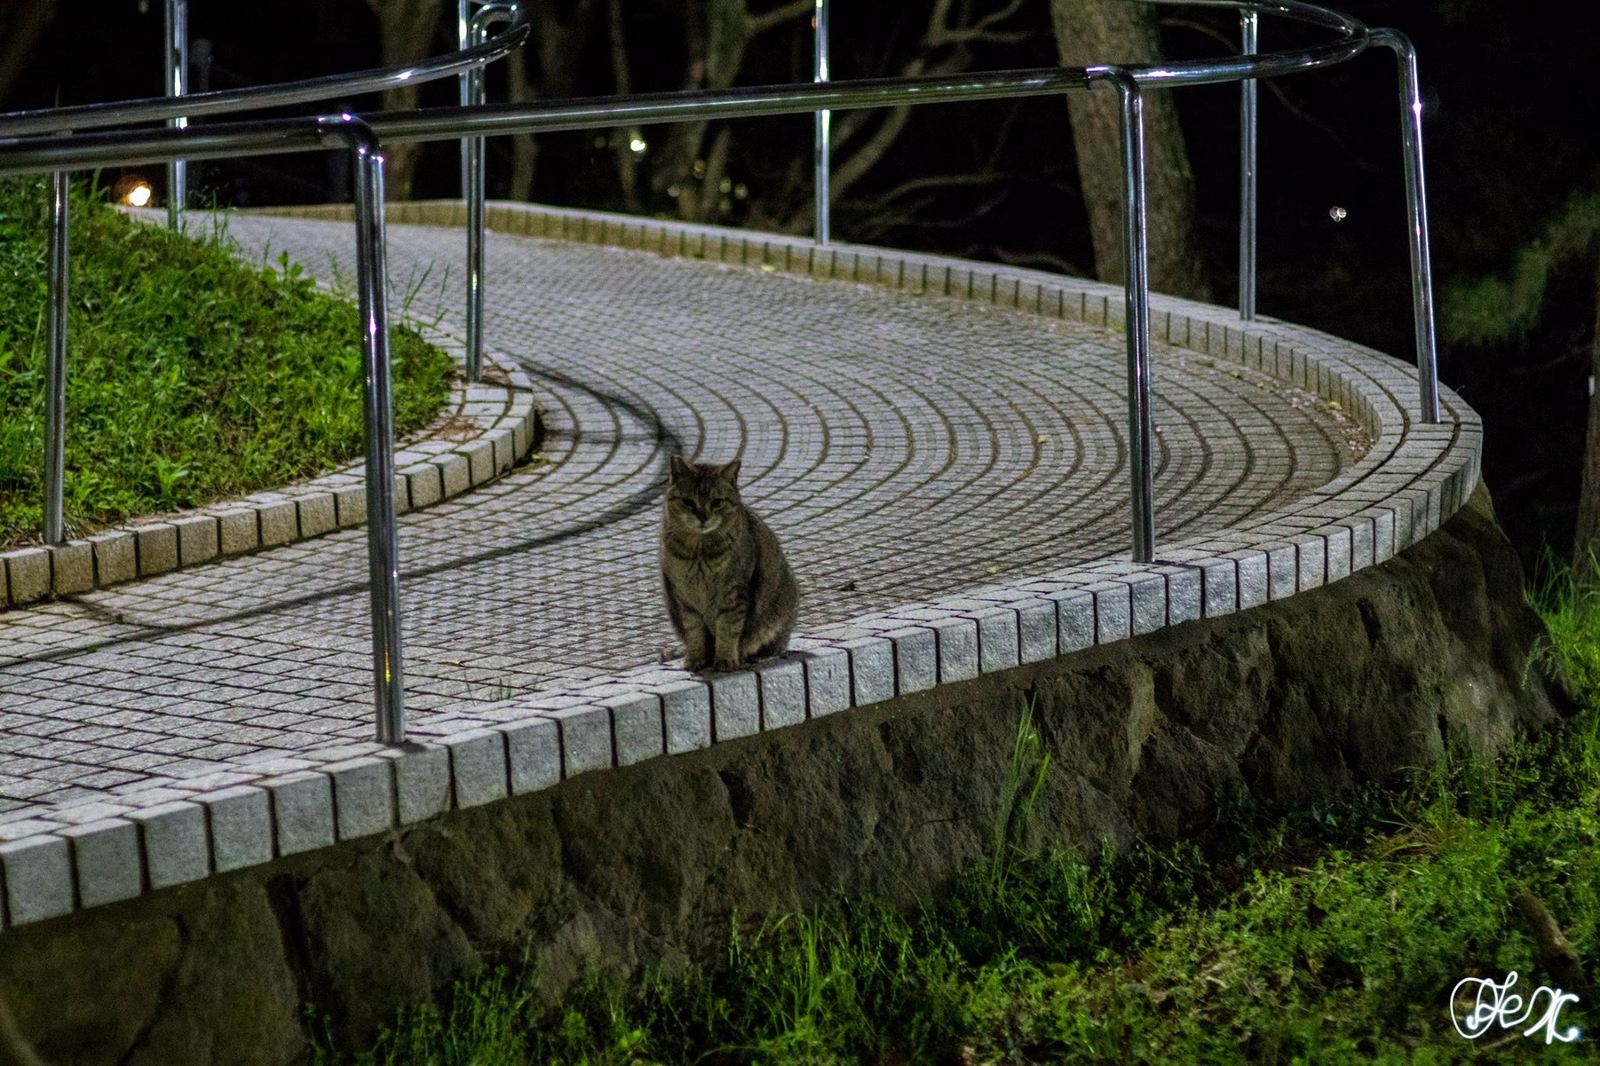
[{"xmin": 661, "ymin": 456, "xmax": 798, "ymax": 672}]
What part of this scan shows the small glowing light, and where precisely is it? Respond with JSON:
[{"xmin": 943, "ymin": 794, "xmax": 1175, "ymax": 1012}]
[
  {"xmin": 719, "ymin": 178, "xmax": 733, "ymax": 194},
  {"xmin": 114, "ymin": 175, "xmax": 154, "ymax": 208},
  {"xmin": 1329, "ymin": 205, "xmax": 1348, "ymax": 222},
  {"xmin": 691, "ymin": 159, "xmax": 707, "ymax": 178},
  {"xmin": 629, "ymin": 136, "xmax": 647, "ymax": 154},
  {"xmin": 733, "ymin": 182, "xmax": 749, "ymax": 200},
  {"xmin": 667, "ymin": 184, "xmax": 681, "ymax": 198}
]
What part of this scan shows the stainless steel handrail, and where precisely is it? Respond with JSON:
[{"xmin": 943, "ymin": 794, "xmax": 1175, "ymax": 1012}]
[
  {"xmin": 5, "ymin": 0, "xmax": 1443, "ymax": 743},
  {"xmin": 42, "ymin": 174, "xmax": 67, "ymax": 546},
  {"xmin": 24, "ymin": 0, "xmax": 529, "ymax": 579},
  {"xmin": 164, "ymin": 0, "xmax": 188, "ymax": 229},
  {"xmin": 1370, "ymin": 28, "xmax": 1440, "ymax": 423},
  {"xmin": 814, "ymin": 0, "xmax": 830, "ymax": 245},
  {"xmin": 1239, "ymin": 7, "xmax": 1259, "ymax": 321},
  {"xmin": 464, "ymin": 3, "xmax": 520, "ymax": 381},
  {"xmin": 3, "ymin": 113, "xmax": 407, "ymax": 741},
  {"xmin": 0, "ymin": 6, "xmax": 531, "ymax": 137},
  {"xmin": 365, "ymin": 69, "xmax": 1100, "ymax": 141}
]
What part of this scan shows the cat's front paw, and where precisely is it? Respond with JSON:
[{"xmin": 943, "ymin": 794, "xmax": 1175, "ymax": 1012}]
[
  {"xmin": 713, "ymin": 655, "xmax": 741, "ymax": 672},
  {"xmin": 683, "ymin": 653, "xmax": 711, "ymax": 673}
]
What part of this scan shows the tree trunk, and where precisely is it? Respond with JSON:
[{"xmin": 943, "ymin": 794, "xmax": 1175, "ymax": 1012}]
[
  {"xmin": 1049, "ymin": 0, "xmax": 1210, "ymax": 300},
  {"xmin": 498, "ymin": 0, "xmax": 601, "ymax": 202},
  {"xmin": 505, "ymin": 47, "xmax": 538, "ymax": 201},
  {"xmin": 1574, "ymin": 255, "xmax": 1600, "ymax": 574},
  {"xmin": 607, "ymin": 0, "xmax": 642, "ymax": 213},
  {"xmin": 533, "ymin": 0, "xmax": 601, "ymax": 99},
  {"xmin": 365, "ymin": 0, "xmax": 443, "ymax": 200}
]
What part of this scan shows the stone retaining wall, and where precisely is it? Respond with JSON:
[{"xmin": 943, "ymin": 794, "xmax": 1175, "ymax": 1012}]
[{"xmin": 0, "ymin": 484, "xmax": 1565, "ymax": 1063}]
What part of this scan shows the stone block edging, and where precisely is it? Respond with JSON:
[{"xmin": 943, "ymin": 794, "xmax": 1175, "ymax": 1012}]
[
  {"xmin": 0, "ymin": 201, "xmax": 1480, "ymax": 931},
  {"xmin": 0, "ymin": 328, "xmax": 538, "ymax": 614}
]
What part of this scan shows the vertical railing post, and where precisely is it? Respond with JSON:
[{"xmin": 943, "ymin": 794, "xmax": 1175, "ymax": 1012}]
[
  {"xmin": 44, "ymin": 172, "xmax": 69, "ymax": 546},
  {"xmin": 1093, "ymin": 68, "xmax": 1155, "ymax": 563},
  {"xmin": 463, "ymin": 4, "xmax": 516, "ymax": 383},
  {"xmin": 1371, "ymin": 28, "xmax": 1440, "ymax": 424},
  {"xmin": 345, "ymin": 128, "xmax": 407, "ymax": 743},
  {"xmin": 465, "ymin": 31, "xmax": 487, "ymax": 381},
  {"xmin": 1239, "ymin": 9, "xmax": 1258, "ymax": 321},
  {"xmin": 164, "ymin": 0, "xmax": 188, "ymax": 229},
  {"xmin": 813, "ymin": 0, "xmax": 830, "ymax": 244},
  {"xmin": 462, "ymin": 3, "xmax": 516, "ymax": 382},
  {"xmin": 457, "ymin": 0, "xmax": 473, "ymax": 199}
]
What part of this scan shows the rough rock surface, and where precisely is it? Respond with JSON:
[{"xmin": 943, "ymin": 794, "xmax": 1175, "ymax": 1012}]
[{"xmin": 0, "ymin": 486, "xmax": 1568, "ymax": 1062}]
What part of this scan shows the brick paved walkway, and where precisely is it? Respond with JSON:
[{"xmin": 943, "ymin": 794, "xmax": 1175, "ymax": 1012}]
[{"xmin": 0, "ymin": 206, "xmax": 1404, "ymax": 908}]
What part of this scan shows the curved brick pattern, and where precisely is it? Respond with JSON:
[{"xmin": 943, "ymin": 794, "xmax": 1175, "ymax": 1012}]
[{"xmin": 0, "ymin": 202, "xmax": 1478, "ymax": 927}]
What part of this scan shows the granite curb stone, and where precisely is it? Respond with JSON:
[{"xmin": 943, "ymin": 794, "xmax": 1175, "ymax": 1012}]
[
  {"xmin": 128, "ymin": 800, "xmax": 210, "ymax": 889},
  {"xmin": 264, "ymin": 772, "xmax": 336, "ymax": 856},
  {"xmin": 201, "ymin": 786, "xmax": 273, "ymax": 873},
  {"xmin": 443, "ymin": 730, "xmax": 510, "ymax": 809},
  {"xmin": 62, "ymin": 819, "xmax": 142, "ymax": 908},
  {"xmin": 0, "ymin": 339, "xmax": 536, "ymax": 610},
  {"xmin": 0, "ymin": 835, "xmax": 73, "ymax": 925}
]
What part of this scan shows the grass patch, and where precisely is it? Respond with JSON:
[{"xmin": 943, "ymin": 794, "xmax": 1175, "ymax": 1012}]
[
  {"xmin": 0, "ymin": 176, "xmax": 454, "ymax": 547},
  {"xmin": 323, "ymin": 574, "xmax": 1599, "ymax": 1064}
]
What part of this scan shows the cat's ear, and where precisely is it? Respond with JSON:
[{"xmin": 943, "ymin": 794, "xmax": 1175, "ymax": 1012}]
[
  {"xmin": 669, "ymin": 455, "xmax": 691, "ymax": 481},
  {"xmin": 719, "ymin": 458, "xmax": 742, "ymax": 485}
]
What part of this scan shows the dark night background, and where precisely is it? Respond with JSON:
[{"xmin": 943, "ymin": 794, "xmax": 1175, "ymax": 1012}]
[{"xmin": 4, "ymin": 0, "xmax": 1596, "ymax": 570}]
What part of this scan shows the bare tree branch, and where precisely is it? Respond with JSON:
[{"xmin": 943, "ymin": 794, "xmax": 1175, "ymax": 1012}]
[
  {"xmin": 928, "ymin": 0, "xmax": 1032, "ymax": 45},
  {"xmin": 748, "ymin": 0, "xmax": 813, "ymax": 36},
  {"xmin": 860, "ymin": 169, "xmax": 1026, "ymax": 211},
  {"xmin": 827, "ymin": 0, "xmax": 1030, "ymax": 211},
  {"xmin": 657, "ymin": 0, "xmax": 749, "ymax": 220},
  {"xmin": 992, "ymin": 246, "xmax": 1089, "ymax": 276},
  {"xmin": 853, "ymin": 189, "xmax": 1011, "ymax": 242},
  {"xmin": 851, "ymin": 197, "xmax": 939, "ymax": 239},
  {"xmin": 1160, "ymin": 15, "xmax": 1379, "ymax": 174},
  {"xmin": 697, "ymin": 126, "xmax": 734, "ymax": 220}
]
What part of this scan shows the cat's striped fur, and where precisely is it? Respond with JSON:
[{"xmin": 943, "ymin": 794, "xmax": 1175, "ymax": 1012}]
[{"xmin": 661, "ymin": 457, "xmax": 798, "ymax": 672}]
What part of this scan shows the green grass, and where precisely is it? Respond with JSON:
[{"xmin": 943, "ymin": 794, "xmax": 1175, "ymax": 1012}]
[
  {"xmin": 0, "ymin": 176, "xmax": 454, "ymax": 548},
  {"xmin": 322, "ymin": 570, "xmax": 1600, "ymax": 1065}
]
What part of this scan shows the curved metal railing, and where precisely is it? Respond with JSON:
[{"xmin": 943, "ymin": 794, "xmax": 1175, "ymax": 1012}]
[
  {"xmin": 0, "ymin": 0, "xmax": 1440, "ymax": 745},
  {"xmin": 463, "ymin": 3, "xmax": 522, "ymax": 381},
  {"xmin": 14, "ymin": 0, "xmax": 530, "ymax": 553},
  {"xmin": 0, "ymin": 5, "xmax": 532, "ymax": 136},
  {"xmin": 1, "ymin": 1, "xmax": 529, "ymax": 230}
]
